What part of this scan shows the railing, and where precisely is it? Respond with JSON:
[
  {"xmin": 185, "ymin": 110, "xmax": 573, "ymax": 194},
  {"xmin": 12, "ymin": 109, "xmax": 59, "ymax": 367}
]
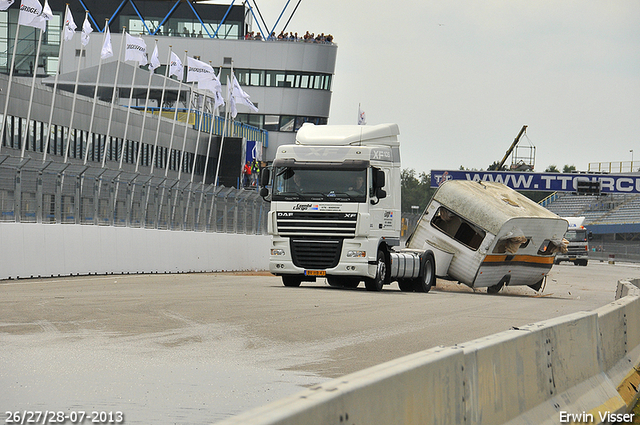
[
  {"xmin": 588, "ymin": 161, "xmax": 639, "ymax": 173},
  {"xmin": 0, "ymin": 154, "xmax": 269, "ymax": 235}
]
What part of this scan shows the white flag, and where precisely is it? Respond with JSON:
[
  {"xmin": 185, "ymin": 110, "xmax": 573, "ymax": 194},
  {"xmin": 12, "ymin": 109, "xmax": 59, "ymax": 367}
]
[
  {"xmin": 169, "ymin": 51, "xmax": 183, "ymax": 80},
  {"xmin": 18, "ymin": 0, "xmax": 44, "ymax": 30},
  {"xmin": 358, "ymin": 105, "xmax": 366, "ymax": 125},
  {"xmin": 81, "ymin": 14, "xmax": 92, "ymax": 46},
  {"xmin": 149, "ymin": 43, "xmax": 160, "ymax": 71},
  {"xmin": 63, "ymin": 7, "xmax": 76, "ymax": 41},
  {"xmin": 198, "ymin": 75, "xmax": 224, "ymax": 110},
  {"xmin": 227, "ymin": 76, "xmax": 237, "ymax": 118},
  {"xmin": 27, "ymin": 0, "xmax": 52, "ymax": 32},
  {"xmin": 0, "ymin": 0, "xmax": 14, "ymax": 11},
  {"xmin": 186, "ymin": 56, "xmax": 215, "ymax": 82},
  {"xmin": 231, "ymin": 75, "xmax": 258, "ymax": 113},
  {"xmin": 124, "ymin": 32, "xmax": 147, "ymax": 65},
  {"xmin": 101, "ymin": 26, "xmax": 113, "ymax": 60}
]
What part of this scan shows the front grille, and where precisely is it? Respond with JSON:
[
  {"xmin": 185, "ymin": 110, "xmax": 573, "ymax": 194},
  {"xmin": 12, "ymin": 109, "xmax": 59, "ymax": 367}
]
[
  {"xmin": 291, "ymin": 238, "xmax": 343, "ymax": 269},
  {"xmin": 276, "ymin": 212, "xmax": 357, "ymax": 237}
]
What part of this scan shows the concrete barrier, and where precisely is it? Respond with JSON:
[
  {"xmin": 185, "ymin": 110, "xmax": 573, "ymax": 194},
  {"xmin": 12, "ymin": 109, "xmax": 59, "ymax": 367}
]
[
  {"xmin": 0, "ymin": 223, "xmax": 270, "ymax": 280},
  {"xmin": 216, "ymin": 279, "xmax": 640, "ymax": 425},
  {"xmin": 216, "ymin": 346, "xmax": 466, "ymax": 425}
]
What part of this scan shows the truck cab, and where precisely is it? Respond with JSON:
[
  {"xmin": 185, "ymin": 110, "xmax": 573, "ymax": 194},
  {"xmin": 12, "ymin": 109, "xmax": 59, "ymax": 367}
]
[
  {"xmin": 260, "ymin": 123, "xmax": 402, "ymax": 290},
  {"xmin": 555, "ymin": 217, "xmax": 592, "ymax": 266}
]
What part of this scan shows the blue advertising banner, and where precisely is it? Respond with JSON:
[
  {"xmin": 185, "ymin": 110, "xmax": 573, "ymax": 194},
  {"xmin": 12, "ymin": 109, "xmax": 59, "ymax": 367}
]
[{"xmin": 430, "ymin": 170, "xmax": 640, "ymax": 194}]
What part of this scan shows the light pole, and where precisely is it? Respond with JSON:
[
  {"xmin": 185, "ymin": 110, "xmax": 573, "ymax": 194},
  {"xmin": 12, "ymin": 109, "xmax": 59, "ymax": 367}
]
[{"xmin": 631, "ymin": 149, "xmax": 634, "ymax": 172}]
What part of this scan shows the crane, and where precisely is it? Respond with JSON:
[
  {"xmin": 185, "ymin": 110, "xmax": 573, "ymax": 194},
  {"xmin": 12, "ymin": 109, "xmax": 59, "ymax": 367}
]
[{"xmin": 496, "ymin": 125, "xmax": 528, "ymax": 171}]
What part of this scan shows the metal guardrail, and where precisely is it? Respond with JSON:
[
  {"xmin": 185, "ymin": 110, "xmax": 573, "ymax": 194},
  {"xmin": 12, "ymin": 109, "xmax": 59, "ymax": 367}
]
[{"xmin": 0, "ymin": 154, "xmax": 269, "ymax": 235}]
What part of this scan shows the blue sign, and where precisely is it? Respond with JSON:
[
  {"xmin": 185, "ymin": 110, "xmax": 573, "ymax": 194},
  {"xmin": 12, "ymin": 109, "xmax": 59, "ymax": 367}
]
[{"xmin": 430, "ymin": 170, "xmax": 640, "ymax": 194}]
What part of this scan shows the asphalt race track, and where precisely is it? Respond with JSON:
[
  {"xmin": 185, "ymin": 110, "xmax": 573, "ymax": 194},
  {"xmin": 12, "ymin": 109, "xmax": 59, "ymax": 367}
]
[{"xmin": 2, "ymin": 261, "xmax": 639, "ymax": 424}]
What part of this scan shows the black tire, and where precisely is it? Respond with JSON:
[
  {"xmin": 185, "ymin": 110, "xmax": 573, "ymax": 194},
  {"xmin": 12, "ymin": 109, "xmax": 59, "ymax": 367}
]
[
  {"xmin": 398, "ymin": 279, "xmax": 414, "ymax": 292},
  {"xmin": 581, "ymin": 260, "xmax": 588, "ymax": 266},
  {"xmin": 327, "ymin": 276, "xmax": 360, "ymax": 288},
  {"xmin": 528, "ymin": 278, "xmax": 544, "ymax": 292},
  {"xmin": 365, "ymin": 250, "xmax": 386, "ymax": 291},
  {"xmin": 326, "ymin": 276, "xmax": 342, "ymax": 287},
  {"xmin": 282, "ymin": 276, "xmax": 302, "ymax": 287},
  {"xmin": 343, "ymin": 278, "xmax": 361, "ymax": 289},
  {"xmin": 415, "ymin": 253, "xmax": 436, "ymax": 293}
]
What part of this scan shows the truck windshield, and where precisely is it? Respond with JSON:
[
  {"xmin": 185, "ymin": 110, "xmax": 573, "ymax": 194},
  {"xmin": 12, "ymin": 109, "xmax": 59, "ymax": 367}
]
[
  {"xmin": 272, "ymin": 167, "xmax": 368, "ymax": 202},
  {"xmin": 565, "ymin": 229, "xmax": 587, "ymax": 242}
]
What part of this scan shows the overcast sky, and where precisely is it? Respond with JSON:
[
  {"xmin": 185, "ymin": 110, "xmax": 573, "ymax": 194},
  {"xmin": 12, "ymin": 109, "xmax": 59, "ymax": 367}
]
[{"xmin": 257, "ymin": 0, "xmax": 639, "ymax": 176}]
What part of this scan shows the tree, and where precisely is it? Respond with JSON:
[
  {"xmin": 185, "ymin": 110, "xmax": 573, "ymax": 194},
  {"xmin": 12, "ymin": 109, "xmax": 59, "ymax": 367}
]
[
  {"xmin": 563, "ymin": 164, "xmax": 576, "ymax": 173},
  {"xmin": 401, "ymin": 168, "xmax": 436, "ymax": 214},
  {"xmin": 488, "ymin": 161, "xmax": 507, "ymax": 171},
  {"xmin": 545, "ymin": 165, "xmax": 559, "ymax": 172}
]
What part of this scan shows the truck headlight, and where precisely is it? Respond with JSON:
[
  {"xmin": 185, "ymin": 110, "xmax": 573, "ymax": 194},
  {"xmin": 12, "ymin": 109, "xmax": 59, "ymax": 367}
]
[
  {"xmin": 271, "ymin": 249, "xmax": 286, "ymax": 256},
  {"xmin": 347, "ymin": 250, "xmax": 366, "ymax": 258}
]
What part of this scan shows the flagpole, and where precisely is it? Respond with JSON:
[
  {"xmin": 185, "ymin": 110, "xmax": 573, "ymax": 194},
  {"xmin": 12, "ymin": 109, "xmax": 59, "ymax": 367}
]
[
  {"xmin": 118, "ymin": 40, "xmax": 139, "ymax": 170},
  {"xmin": 177, "ymin": 83, "xmax": 196, "ymax": 182},
  {"xmin": 201, "ymin": 67, "xmax": 222, "ymax": 186},
  {"xmin": 84, "ymin": 19, "xmax": 110, "ymax": 164},
  {"xmin": 214, "ymin": 61, "xmax": 233, "ymax": 187},
  {"xmin": 102, "ymin": 27, "xmax": 127, "ymax": 168},
  {"xmin": 134, "ymin": 41, "xmax": 158, "ymax": 173},
  {"xmin": 20, "ymin": 23, "xmax": 45, "ymax": 158},
  {"xmin": 43, "ymin": 4, "xmax": 71, "ymax": 163},
  {"xmin": 64, "ymin": 11, "xmax": 89, "ymax": 163},
  {"xmin": 0, "ymin": 13, "xmax": 22, "ymax": 154},
  {"xmin": 171, "ymin": 80, "xmax": 195, "ymax": 224},
  {"xmin": 187, "ymin": 72, "xmax": 213, "ymax": 227},
  {"xmin": 164, "ymin": 50, "xmax": 187, "ymax": 178},
  {"xmin": 150, "ymin": 45, "xmax": 172, "ymax": 174},
  {"xmin": 190, "ymin": 85, "xmax": 209, "ymax": 183}
]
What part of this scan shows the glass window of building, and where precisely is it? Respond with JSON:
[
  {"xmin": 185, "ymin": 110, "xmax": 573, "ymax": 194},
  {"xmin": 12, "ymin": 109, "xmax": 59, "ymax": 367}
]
[
  {"xmin": 264, "ymin": 115, "xmax": 279, "ymax": 132},
  {"xmin": 250, "ymin": 70, "xmax": 264, "ymax": 86},
  {"xmin": 279, "ymin": 116, "xmax": 295, "ymax": 132}
]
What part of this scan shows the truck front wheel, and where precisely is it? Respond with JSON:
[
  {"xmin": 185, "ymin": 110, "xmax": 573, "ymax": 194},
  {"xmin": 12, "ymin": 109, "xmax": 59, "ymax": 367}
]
[
  {"xmin": 282, "ymin": 276, "xmax": 303, "ymax": 287},
  {"xmin": 365, "ymin": 250, "xmax": 386, "ymax": 292}
]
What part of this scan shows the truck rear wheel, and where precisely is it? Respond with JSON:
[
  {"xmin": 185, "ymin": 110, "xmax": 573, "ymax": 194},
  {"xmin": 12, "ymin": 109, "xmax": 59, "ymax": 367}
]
[
  {"xmin": 365, "ymin": 250, "xmax": 386, "ymax": 292},
  {"xmin": 415, "ymin": 253, "xmax": 435, "ymax": 293},
  {"xmin": 398, "ymin": 279, "xmax": 415, "ymax": 292},
  {"xmin": 282, "ymin": 276, "xmax": 302, "ymax": 287}
]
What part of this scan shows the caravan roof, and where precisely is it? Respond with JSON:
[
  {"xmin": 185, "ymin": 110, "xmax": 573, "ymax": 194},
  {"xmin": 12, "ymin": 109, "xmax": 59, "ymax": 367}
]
[{"xmin": 433, "ymin": 180, "xmax": 560, "ymax": 235}]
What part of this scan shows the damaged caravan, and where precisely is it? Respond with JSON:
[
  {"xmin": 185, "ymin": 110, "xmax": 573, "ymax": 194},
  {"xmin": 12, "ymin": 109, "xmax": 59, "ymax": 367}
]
[{"xmin": 406, "ymin": 180, "xmax": 567, "ymax": 293}]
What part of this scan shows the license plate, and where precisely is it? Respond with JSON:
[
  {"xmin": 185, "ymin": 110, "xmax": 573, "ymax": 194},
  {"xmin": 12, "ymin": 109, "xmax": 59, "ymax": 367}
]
[{"xmin": 305, "ymin": 270, "xmax": 326, "ymax": 276}]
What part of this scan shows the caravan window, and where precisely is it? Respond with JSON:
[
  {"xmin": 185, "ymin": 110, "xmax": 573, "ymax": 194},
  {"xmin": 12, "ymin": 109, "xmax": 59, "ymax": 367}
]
[{"xmin": 431, "ymin": 207, "xmax": 486, "ymax": 250}]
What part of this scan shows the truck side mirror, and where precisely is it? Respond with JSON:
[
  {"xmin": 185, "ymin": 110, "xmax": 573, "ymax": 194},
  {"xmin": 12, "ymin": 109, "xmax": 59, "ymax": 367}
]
[
  {"xmin": 259, "ymin": 168, "xmax": 271, "ymax": 187},
  {"xmin": 373, "ymin": 169, "xmax": 386, "ymax": 189},
  {"xmin": 376, "ymin": 188, "xmax": 387, "ymax": 199},
  {"xmin": 260, "ymin": 187, "xmax": 269, "ymax": 198},
  {"xmin": 588, "ymin": 231, "xmax": 593, "ymax": 241}
]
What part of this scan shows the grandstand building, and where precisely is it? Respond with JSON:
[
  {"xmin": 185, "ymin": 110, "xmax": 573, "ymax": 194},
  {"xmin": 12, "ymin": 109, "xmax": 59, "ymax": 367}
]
[
  {"xmin": 0, "ymin": 0, "xmax": 337, "ymax": 184},
  {"xmin": 543, "ymin": 179, "xmax": 640, "ymax": 262}
]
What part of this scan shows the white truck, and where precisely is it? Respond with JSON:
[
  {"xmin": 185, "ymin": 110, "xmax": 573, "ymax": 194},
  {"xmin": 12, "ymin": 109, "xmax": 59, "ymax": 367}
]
[
  {"xmin": 259, "ymin": 123, "xmax": 434, "ymax": 291},
  {"xmin": 555, "ymin": 216, "xmax": 592, "ymax": 266}
]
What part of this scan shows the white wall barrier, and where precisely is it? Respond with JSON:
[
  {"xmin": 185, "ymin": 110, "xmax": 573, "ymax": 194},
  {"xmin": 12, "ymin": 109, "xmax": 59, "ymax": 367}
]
[
  {"xmin": 217, "ymin": 279, "xmax": 640, "ymax": 425},
  {"xmin": 0, "ymin": 223, "xmax": 270, "ymax": 280}
]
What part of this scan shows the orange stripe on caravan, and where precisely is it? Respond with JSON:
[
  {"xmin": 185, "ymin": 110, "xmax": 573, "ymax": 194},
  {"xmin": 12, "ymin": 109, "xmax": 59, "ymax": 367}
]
[{"xmin": 483, "ymin": 255, "xmax": 555, "ymax": 265}]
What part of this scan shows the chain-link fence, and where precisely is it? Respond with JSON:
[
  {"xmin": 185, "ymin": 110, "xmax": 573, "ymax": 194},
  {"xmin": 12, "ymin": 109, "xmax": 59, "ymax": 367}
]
[{"xmin": 0, "ymin": 154, "xmax": 269, "ymax": 234}]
